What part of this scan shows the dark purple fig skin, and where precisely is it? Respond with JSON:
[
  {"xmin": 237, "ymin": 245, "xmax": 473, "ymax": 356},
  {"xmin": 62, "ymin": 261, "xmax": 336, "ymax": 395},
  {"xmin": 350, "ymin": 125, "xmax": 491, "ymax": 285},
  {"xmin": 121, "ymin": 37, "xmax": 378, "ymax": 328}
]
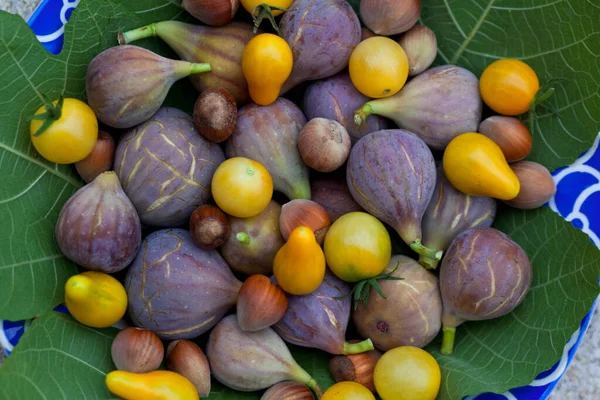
[
  {"xmin": 352, "ymin": 255, "xmax": 442, "ymax": 351},
  {"xmin": 86, "ymin": 45, "xmax": 208, "ymax": 129},
  {"xmin": 207, "ymin": 314, "xmax": 321, "ymax": 392},
  {"xmin": 114, "ymin": 107, "xmax": 225, "ymax": 227},
  {"xmin": 346, "ymin": 129, "xmax": 438, "ymax": 259},
  {"xmin": 280, "ymin": 0, "xmax": 361, "ymax": 93},
  {"xmin": 419, "ymin": 165, "xmax": 497, "ymax": 269},
  {"xmin": 310, "ymin": 179, "xmax": 363, "ymax": 222},
  {"xmin": 125, "ymin": 229, "xmax": 242, "ymax": 340},
  {"xmin": 354, "ymin": 65, "xmax": 482, "ymax": 150},
  {"xmin": 220, "ymin": 200, "xmax": 284, "ymax": 275},
  {"xmin": 56, "ymin": 172, "xmax": 141, "ymax": 273},
  {"xmin": 226, "ymin": 98, "xmax": 310, "ymax": 200},
  {"xmin": 303, "ymin": 73, "xmax": 391, "ymax": 143},
  {"xmin": 440, "ymin": 227, "xmax": 532, "ymax": 355},
  {"xmin": 273, "ymin": 269, "xmax": 373, "ymax": 355},
  {"xmin": 120, "ymin": 21, "xmax": 255, "ymax": 104}
]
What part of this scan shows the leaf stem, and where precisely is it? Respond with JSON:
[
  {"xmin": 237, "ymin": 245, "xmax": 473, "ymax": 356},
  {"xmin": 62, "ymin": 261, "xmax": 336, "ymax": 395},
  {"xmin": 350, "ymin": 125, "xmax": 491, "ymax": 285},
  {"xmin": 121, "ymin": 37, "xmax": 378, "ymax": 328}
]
[
  {"xmin": 343, "ymin": 339, "xmax": 374, "ymax": 355},
  {"xmin": 118, "ymin": 23, "xmax": 157, "ymax": 45},
  {"xmin": 441, "ymin": 327, "xmax": 456, "ymax": 356}
]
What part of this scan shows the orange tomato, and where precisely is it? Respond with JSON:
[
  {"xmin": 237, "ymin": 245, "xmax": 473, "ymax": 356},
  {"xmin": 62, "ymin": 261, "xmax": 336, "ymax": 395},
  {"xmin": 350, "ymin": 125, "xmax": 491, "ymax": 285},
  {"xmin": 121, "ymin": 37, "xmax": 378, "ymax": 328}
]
[
  {"xmin": 322, "ymin": 381, "xmax": 376, "ymax": 400},
  {"xmin": 479, "ymin": 59, "xmax": 540, "ymax": 116},
  {"xmin": 211, "ymin": 157, "xmax": 273, "ymax": 218}
]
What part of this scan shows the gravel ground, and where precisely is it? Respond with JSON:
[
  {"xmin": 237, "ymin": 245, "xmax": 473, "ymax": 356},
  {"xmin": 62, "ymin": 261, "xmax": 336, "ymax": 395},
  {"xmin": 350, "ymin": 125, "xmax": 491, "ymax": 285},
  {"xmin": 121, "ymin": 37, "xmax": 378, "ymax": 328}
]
[{"xmin": 0, "ymin": 0, "xmax": 598, "ymax": 398}]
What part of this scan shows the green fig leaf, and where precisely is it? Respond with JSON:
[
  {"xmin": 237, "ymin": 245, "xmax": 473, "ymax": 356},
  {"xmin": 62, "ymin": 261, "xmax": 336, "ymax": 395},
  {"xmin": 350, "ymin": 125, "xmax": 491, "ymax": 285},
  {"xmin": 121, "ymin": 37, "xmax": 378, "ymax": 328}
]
[{"xmin": 0, "ymin": 0, "xmax": 599, "ymax": 400}]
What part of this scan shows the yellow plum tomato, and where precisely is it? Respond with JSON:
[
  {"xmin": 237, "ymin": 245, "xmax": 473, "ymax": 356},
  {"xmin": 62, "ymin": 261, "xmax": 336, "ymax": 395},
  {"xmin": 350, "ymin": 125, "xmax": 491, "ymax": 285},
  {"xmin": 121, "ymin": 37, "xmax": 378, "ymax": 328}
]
[{"xmin": 322, "ymin": 381, "xmax": 376, "ymax": 400}]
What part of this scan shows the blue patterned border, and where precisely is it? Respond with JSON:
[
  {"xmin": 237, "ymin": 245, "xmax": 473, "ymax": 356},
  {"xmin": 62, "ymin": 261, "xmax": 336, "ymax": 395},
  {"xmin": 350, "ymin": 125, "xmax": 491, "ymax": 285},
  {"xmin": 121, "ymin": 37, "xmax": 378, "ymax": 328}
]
[{"xmin": 1, "ymin": 1, "xmax": 597, "ymax": 399}]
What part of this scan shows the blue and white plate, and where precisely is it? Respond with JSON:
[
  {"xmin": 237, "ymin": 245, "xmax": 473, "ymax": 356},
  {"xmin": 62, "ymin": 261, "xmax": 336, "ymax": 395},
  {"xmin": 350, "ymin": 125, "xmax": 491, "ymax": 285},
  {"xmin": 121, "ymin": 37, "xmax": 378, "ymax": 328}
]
[{"xmin": 1, "ymin": 1, "xmax": 598, "ymax": 399}]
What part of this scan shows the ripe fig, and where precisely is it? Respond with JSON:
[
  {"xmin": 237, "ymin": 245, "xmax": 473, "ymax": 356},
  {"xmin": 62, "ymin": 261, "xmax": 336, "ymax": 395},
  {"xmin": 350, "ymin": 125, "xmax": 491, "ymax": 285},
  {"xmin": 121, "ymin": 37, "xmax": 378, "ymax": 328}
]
[
  {"xmin": 220, "ymin": 200, "xmax": 285, "ymax": 275},
  {"xmin": 125, "ymin": 229, "xmax": 242, "ymax": 339},
  {"xmin": 75, "ymin": 130, "xmax": 115, "ymax": 183},
  {"xmin": 303, "ymin": 73, "xmax": 390, "ymax": 143},
  {"xmin": 310, "ymin": 179, "xmax": 364, "ymax": 222},
  {"xmin": 440, "ymin": 227, "xmax": 532, "ymax": 355},
  {"xmin": 419, "ymin": 165, "xmax": 496, "ymax": 269},
  {"xmin": 354, "ymin": 65, "xmax": 482, "ymax": 150},
  {"xmin": 346, "ymin": 130, "xmax": 440, "ymax": 262},
  {"xmin": 86, "ymin": 45, "xmax": 211, "ymax": 129},
  {"xmin": 55, "ymin": 171, "xmax": 141, "ymax": 273},
  {"xmin": 352, "ymin": 256, "xmax": 442, "ymax": 351},
  {"xmin": 119, "ymin": 21, "xmax": 254, "ymax": 104},
  {"xmin": 280, "ymin": 0, "xmax": 361, "ymax": 93},
  {"xmin": 226, "ymin": 98, "xmax": 310, "ymax": 200},
  {"xmin": 207, "ymin": 314, "xmax": 323, "ymax": 395},
  {"xmin": 274, "ymin": 269, "xmax": 374, "ymax": 355},
  {"xmin": 114, "ymin": 107, "xmax": 224, "ymax": 227}
]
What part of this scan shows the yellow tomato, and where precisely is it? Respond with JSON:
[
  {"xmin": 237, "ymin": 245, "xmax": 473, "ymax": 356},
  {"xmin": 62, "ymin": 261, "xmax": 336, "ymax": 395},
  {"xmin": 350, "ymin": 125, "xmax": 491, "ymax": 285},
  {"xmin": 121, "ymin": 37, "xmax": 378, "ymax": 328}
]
[
  {"xmin": 324, "ymin": 212, "xmax": 392, "ymax": 282},
  {"xmin": 30, "ymin": 97, "xmax": 98, "ymax": 164},
  {"xmin": 212, "ymin": 157, "xmax": 273, "ymax": 218},
  {"xmin": 106, "ymin": 370, "xmax": 199, "ymax": 400},
  {"xmin": 65, "ymin": 271, "xmax": 127, "ymax": 328},
  {"xmin": 242, "ymin": 33, "xmax": 293, "ymax": 106},
  {"xmin": 241, "ymin": 0, "xmax": 293, "ymax": 16},
  {"xmin": 374, "ymin": 346, "xmax": 441, "ymax": 400},
  {"xmin": 322, "ymin": 381, "xmax": 376, "ymax": 400},
  {"xmin": 480, "ymin": 58, "xmax": 540, "ymax": 115},
  {"xmin": 443, "ymin": 132, "xmax": 520, "ymax": 200},
  {"xmin": 349, "ymin": 37, "xmax": 409, "ymax": 98}
]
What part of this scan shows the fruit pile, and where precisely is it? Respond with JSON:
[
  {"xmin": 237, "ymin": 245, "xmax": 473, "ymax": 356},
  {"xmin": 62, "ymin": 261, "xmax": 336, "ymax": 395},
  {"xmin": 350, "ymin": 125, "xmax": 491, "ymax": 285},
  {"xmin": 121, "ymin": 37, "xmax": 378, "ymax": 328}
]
[{"xmin": 25, "ymin": 0, "xmax": 559, "ymax": 399}]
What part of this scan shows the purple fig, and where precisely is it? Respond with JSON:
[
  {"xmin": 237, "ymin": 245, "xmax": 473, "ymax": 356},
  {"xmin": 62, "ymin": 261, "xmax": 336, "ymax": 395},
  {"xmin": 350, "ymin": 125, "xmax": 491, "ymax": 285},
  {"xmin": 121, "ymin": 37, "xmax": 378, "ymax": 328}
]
[
  {"xmin": 310, "ymin": 178, "xmax": 364, "ymax": 222},
  {"xmin": 440, "ymin": 227, "xmax": 532, "ymax": 355},
  {"xmin": 354, "ymin": 65, "xmax": 482, "ymax": 150},
  {"xmin": 419, "ymin": 166, "xmax": 497, "ymax": 269},
  {"xmin": 86, "ymin": 45, "xmax": 211, "ymax": 129},
  {"xmin": 114, "ymin": 107, "xmax": 225, "ymax": 227},
  {"xmin": 125, "ymin": 229, "xmax": 242, "ymax": 339},
  {"xmin": 303, "ymin": 73, "xmax": 391, "ymax": 143},
  {"xmin": 280, "ymin": 0, "xmax": 361, "ymax": 93},
  {"xmin": 226, "ymin": 98, "xmax": 310, "ymax": 200},
  {"xmin": 273, "ymin": 269, "xmax": 374, "ymax": 355},
  {"xmin": 220, "ymin": 200, "xmax": 284, "ymax": 275},
  {"xmin": 55, "ymin": 171, "xmax": 141, "ymax": 273},
  {"xmin": 119, "ymin": 21, "xmax": 255, "ymax": 104},
  {"xmin": 206, "ymin": 314, "xmax": 323, "ymax": 395},
  {"xmin": 352, "ymin": 255, "xmax": 442, "ymax": 351},
  {"xmin": 346, "ymin": 129, "xmax": 440, "ymax": 261}
]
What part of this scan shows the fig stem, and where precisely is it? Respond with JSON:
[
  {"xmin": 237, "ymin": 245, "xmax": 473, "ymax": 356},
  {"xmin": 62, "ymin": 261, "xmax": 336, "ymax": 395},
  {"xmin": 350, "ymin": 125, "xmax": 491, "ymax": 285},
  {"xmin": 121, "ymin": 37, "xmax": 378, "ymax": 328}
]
[
  {"xmin": 119, "ymin": 23, "xmax": 157, "ymax": 45},
  {"xmin": 236, "ymin": 232, "xmax": 250, "ymax": 245},
  {"xmin": 289, "ymin": 183, "xmax": 312, "ymax": 200},
  {"xmin": 353, "ymin": 103, "xmax": 373, "ymax": 126},
  {"xmin": 410, "ymin": 240, "xmax": 443, "ymax": 261},
  {"xmin": 306, "ymin": 379, "xmax": 323, "ymax": 399},
  {"xmin": 441, "ymin": 327, "xmax": 456, "ymax": 356},
  {"xmin": 418, "ymin": 254, "xmax": 440, "ymax": 270},
  {"xmin": 343, "ymin": 339, "xmax": 374, "ymax": 355}
]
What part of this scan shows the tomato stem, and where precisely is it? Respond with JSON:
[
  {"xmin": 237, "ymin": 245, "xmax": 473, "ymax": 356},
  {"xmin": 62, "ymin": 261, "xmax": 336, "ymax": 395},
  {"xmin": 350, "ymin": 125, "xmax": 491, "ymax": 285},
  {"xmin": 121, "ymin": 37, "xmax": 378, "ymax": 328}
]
[
  {"xmin": 118, "ymin": 23, "xmax": 157, "ymax": 45},
  {"xmin": 354, "ymin": 103, "xmax": 373, "ymax": 126},
  {"xmin": 252, "ymin": 4, "xmax": 288, "ymax": 35},
  {"xmin": 336, "ymin": 262, "xmax": 404, "ymax": 310},
  {"xmin": 441, "ymin": 327, "xmax": 456, "ymax": 356},
  {"xmin": 343, "ymin": 338, "xmax": 374, "ymax": 355},
  {"xmin": 29, "ymin": 95, "xmax": 64, "ymax": 137}
]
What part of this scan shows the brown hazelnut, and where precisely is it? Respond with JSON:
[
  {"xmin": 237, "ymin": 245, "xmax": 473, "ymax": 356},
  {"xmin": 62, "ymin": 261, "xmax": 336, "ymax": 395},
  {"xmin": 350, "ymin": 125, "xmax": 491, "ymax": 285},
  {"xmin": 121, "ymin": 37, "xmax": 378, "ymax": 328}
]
[
  {"xmin": 479, "ymin": 116, "xmax": 532, "ymax": 162},
  {"xmin": 280, "ymin": 199, "xmax": 331, "ymax": 245},
  {"xmin": 504, "ymin": 161, "xmax": 556, "ymax": 209},
  {"xmin": 237, "ymin": 274, "xmax": 288, "ymax": 332},
  {"xmin": 189, "ymin": 205, "xmax": 230, "ymax": 250},
  {"xmin": 297, "ymin": 118, "xmax": 351, "ymax": 173},
  {"xmin": 111, "ymin": 327, "xmax": 164, "ymax": 373},
  {"xmin": 75, "ymin": 130, "xmax": 115, "ymax": 183},
  {"xmin": 193, "ymin": 88, "xmax": 237, "ymax": 143},
  {"xmin": 166, "ymin": 339, "xmax": 211, "ymax": 397}
]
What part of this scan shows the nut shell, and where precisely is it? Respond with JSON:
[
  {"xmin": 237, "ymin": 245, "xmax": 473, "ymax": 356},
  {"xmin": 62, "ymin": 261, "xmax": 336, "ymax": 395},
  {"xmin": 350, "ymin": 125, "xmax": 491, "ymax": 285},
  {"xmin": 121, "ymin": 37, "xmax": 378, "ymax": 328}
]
[
  {"xmin": 183, "ymin": 0, "xmax": 240, "ymax": 26},
  {"xmin": 75, "ymin": 130, "xmax": 115, "ymax": 183},
  {"xmin": 261, "ymin": 381, "xmax": 315, "ymax": 400},
  {"xmin": 398, "ymin": 25, "xmax": 437, "ymax": 76},
  {"xmin": 280, "ymin": 199, "xmax": 331, "ymax": 245},
  {"xmin": 360, "ymin": 0, "xmax": 421, "ymax": 35},
  {"xmin": 189, "ymin": 205, "xmax": 230, "ymax": 249},
  {"xmin": 111, "ymin": 327, "xmax": 164, "ymax": 373},
  {"xmin": 237, "ymin": 275, "xmax": 288, "ymax": 331},
  {"xmin": 297, "ymin": 118, "xmax": 351, "ymax": 173},
  {"xmin": 479, "ymin": 116, "xmax": 533, "ymax": 162},
  {"xmin": 166, "ymin": 339, "xmax": 211, "ymax": 397},
  {"xmin": 504, "ymin": 161, "xmax": 556, "ymax": 209},
  {"xmin": 193, "ymin": 88, "xmax": 238, "ymax": 143},
  {"xmin": 329, "ymin": 346, "xmax": 382, "ymax": 392}
]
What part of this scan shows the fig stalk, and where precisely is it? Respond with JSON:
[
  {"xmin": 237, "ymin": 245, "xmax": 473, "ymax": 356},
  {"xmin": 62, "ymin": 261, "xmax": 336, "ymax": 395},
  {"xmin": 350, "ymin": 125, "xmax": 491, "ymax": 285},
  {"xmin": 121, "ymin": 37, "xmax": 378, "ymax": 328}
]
[
  {"xmin": 236, "ymin": 232, "xmax": 251, "ymax": 244},
  {"xmin": 343, "ymin": 340, "xmax": 375, "ymax": 355},
  {"xmin": 441, "ymin": 327, "xmax": 456, "ymax": 356},
  {"xmin": 118, "ymin": 23, "xmax": 157, "ymax": 44}
]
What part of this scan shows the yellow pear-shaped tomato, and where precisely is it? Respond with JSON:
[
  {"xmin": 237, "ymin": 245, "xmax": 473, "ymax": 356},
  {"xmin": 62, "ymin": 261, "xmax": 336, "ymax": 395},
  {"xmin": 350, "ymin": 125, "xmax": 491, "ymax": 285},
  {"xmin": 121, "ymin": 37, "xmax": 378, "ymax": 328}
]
[
  {"xmin": 349, "ymin": 36, "xmax": 409, "ymax": 98},
  {"xmin": 241, "ymin": 0, "xmax": 293, "ymax": 16},
  {"xmin": 212, "ymin": 157, "xmax": 274, "ymax": 218},
  {"xmin": 64, "ymin": 271, "xmax": 127, "ymax": 328},
  {"xmin": 242, "ymin": 33, "xmax": 293, "ymax": 106},
  {"xmin": 322, "ymin": 381, "xmax": 376, "ymax": 400},
  {"xmin": 443, "ymin": 132, "xmax": 520, "ymax": 200},
  {"xmin": 273, "ymin": 226, "xmax": 326, "ymax": 295},
  {"xmin": 374, "ymin": 346, "xmax": 441, "ymax": 400},
  {"xmin": 324, "ymin": 212, "xmax": 392, "ymax": 283},
  {"xmin": 479, "ymin": 59, "xmax": 540, "ymax": 116},
  {"xmin": 106, "ymin": 370, "xmax": 199, "ymax": 400}
]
